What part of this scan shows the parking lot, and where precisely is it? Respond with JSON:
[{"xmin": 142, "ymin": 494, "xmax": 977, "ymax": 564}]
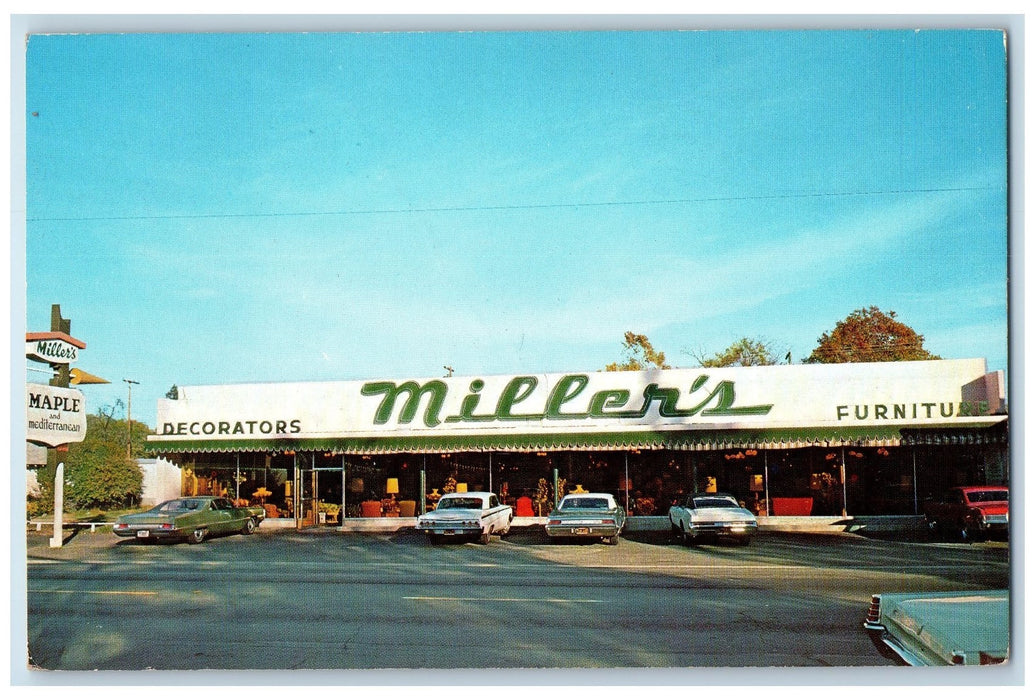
[{"xmin": 23, "ymin": 526, "xmax": 1011, "ymax": 676}]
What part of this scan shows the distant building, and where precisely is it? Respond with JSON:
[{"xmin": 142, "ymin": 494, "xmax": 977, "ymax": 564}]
[{"xmin": 138, "ymin": 457, "xmax": 182, "ymax": 506}]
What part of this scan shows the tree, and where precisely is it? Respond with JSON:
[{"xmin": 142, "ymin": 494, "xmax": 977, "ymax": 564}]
[
  {"xmin": 32, "ymin": 413, "xmax": 148, "ymax": 512},
  {"xmin": 805, "ymin": 306, "xmax": 941, "ymax": 364},
  {"xmin": 65, "ymin": 429, "xmax": 143, "ymax": 510},
  {"xmin": 692, "ymin": 337, "xmax": 784, "ymax": 367},
  {"xmin": 605, "ymin": 332, "xmax": 671, "ymax": 371},
  {"xmin": 166, "ymin": 385, "xmax": 179, "ymax": 399}
]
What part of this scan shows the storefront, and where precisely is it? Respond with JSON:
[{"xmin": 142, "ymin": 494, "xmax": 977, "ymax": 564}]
[{"xmin": 145, "ymin": 359, "xmax": 1008, "ymax": 525}]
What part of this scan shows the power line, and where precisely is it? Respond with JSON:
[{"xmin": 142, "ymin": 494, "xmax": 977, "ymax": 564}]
[{"xmin": 25, "ymin": 185, "xmax": 995, "ymax": 224}]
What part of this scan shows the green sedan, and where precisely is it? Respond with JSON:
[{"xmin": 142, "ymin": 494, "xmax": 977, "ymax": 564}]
[{"xmin": 113, "ymin": 496, "xmax": 265, "ymax": 544}]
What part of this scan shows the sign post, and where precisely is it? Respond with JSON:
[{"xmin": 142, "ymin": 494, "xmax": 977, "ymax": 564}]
[{"xmin": 50, "ymin": 463, "xmax": 64, "ymax": 548}]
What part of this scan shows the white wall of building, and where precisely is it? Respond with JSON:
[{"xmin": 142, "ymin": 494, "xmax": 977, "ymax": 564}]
[{"xmin": 138, "ymin": 457, "xmax": 182, "ymax": 505}]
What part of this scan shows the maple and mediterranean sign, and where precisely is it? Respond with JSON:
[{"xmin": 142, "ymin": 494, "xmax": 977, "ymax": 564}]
[
  {"xmin": 148, "ymin": 359, "xmax": 1005, "ymax": 448},
  {"xmin": 26, "ymin": 383, "xmax": 88, "ymax": 447}
]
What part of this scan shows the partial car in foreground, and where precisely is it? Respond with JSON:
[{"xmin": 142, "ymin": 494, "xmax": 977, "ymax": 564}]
[
  {"xmin": 864, "ymin": 589, "xmax": 1009, "ymax": 666},
  {"xmin": 668, "ymin": 492, "xmax": 758, "ymax": 545},
  {"xmin": 113, "ymin": 496, "xmax": 265, "ymax": 544},
  {"xmin": 923, "ymin": 486, "xmax": 1009, "ymax": 542},
  {"xmin": 545, "ymin": 492, "xmax": 626, "ymax": 545},
  {"xmin": 415, "ymin": 491, "xmax": 513, "ymax": 544}
]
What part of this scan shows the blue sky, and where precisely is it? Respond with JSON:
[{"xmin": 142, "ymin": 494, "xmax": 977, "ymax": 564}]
[{"xmin": 21, "ymin": 29, "xmax": 1009, "ymax": 429}]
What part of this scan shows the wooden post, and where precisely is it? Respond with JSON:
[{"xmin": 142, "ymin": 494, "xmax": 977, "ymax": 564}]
[{"xmin": 49, "ymin": 462, "xmax": 64, "ymax": 548}]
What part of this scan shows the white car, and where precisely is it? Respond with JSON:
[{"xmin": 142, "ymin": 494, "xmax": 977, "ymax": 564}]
[
  {"xmin": 669, "ymin": 492, "xmax": 758, "ymax": 545},
  {"xmin": 416, "ymin": 491, "xmax": 514, "ymax": 544}
]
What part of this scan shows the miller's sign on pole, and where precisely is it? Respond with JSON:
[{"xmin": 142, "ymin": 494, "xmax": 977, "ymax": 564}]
[
  {"xmin": 26, "ymin": 383, "xmax": 87, "ymax": 447},
  {"xmin": 25, "ymin": 331, "xmax": 86, "ymax": 365}
]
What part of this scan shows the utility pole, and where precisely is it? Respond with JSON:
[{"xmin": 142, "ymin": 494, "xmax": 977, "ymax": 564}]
[{"xmin": 124, "ymin": 379, "xmax": 139, "ymax": 459}]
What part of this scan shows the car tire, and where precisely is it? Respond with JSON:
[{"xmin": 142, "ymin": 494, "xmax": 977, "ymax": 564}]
[
  {"xmin": 926, "ymin": 519, "xmax": 941, "ymax": 540},
  {"xmin": 241, "ymin": 518, "xmax": 256, "ymax": 535},
  {"xmin": 961, "ymin": 522, "xmax": 983, "ymax": 542},
  {"xmin": 606, "ymin": 534, "xmax": 619, "ymax": 546},
  {"xmin": 681, "ymin": 525, "xmax": 695, "ymax": 546},
  {"xmin": 428, "ymin": 534, "xmax": 442, "ymax": 545},
  {"xmin": 735, "ymin": 536, "xmax": 751, "ymax": 546},
  {"xmin": 187, "ymin": 527, "xmax": 207, "ymax": 544},
  {"xmin": 479, "ymin": 531, "xmax": 491, "ymax": 545}
]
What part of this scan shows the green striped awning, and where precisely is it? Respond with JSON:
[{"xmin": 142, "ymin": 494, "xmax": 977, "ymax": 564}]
[{"xmin": 144, "ymin": 424, "xmax": 962, "ymax": 455}]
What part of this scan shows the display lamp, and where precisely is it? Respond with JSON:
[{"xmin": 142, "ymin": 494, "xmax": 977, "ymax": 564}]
[{"xmin": 386, "ymin": 478, "xmax": 400, "ymax": 495}]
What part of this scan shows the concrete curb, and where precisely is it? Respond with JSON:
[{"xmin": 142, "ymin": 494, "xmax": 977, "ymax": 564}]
[
  {"xmin": 259, "ymin": 514, "xmax": 926, "ymax": 535},
  {"xmin": 29, "ymin": 514, "xmax": 928, "ymax": 538}
]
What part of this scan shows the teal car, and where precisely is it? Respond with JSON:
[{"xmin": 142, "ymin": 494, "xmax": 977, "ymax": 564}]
[
  {"xmin": 113, "ymin": 496, "xmax": 265, "ymax": 544},
  {"xmin": 864, "ymin": 589, "xmax": 1009, "ymax": 665},
  {"xmin": 545, "ymin": 493, "xmax": 626, "ymax": 545}
]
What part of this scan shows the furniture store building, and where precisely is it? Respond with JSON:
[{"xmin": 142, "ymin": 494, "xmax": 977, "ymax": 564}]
[{"xmin": 145, "ymin": 358, "xmax": 1008, "ymax": 526}]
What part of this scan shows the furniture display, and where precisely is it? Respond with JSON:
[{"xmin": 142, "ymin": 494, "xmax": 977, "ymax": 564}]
[
  {"xmin": 771, "ymin": 497, "xmax": 814, "ymax": 516},
  {"xmin": 360, "ymin": 500, "xmax": 383, "ymax": 517}
]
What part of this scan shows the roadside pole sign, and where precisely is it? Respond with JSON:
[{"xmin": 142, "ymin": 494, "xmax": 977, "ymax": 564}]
[
  {"xmin": 27, "ymin": 307, "xmax": 90, "ymax": 548},
  {"xmin": 25, "ymin": 331, "xmax": 85, "ymax": 365},
  {"xmin": 26, "ymin": 383, "xmax": 87, "ymax": 447}
]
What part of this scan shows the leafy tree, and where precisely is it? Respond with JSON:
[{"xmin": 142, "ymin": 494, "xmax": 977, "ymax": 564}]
[
  {"xmin": 65, "ymin": 431, "xmax": 143, "ymax": 510},
  {"xmin": 605, "ymin": 332, "xmax": 671, "ymax": 371},
  {"xmin": 166, "ymin": 385, "xmax": 179, "ymax": 399},
  {"xmin": 805, "ymin": 306, "xmax": 941, "ymax": 364},
  {"xmin": 693, "ymin": 337, "xmax": 784, "ymax": 367},
  {"xmin": 33, "ymin": 412, "xmax": 149, "ymax": 512}
]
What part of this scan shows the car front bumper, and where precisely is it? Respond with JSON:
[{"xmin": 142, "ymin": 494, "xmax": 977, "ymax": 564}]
[
  {"xmin": 979, "ymin": 516, "xmax": 1008, "ymax": 534},
  {"xmin": 688, "ymin": 522, "xmax": 758, "ymax": 537}
]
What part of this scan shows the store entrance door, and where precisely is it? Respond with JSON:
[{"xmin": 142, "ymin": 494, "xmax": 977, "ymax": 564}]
[
  {"xmin": 296, "ymin": 453, "xmax": 346, "ymax": 528},
  {"xmin": 292, "ymin": 457, "xmax": 319, "ymax": 529},
  {"xmin": 290, "ymin": 466, "xmax": 309, "ymax": 529},
  {"xmin": 312, "ymin": 464, "xmax": 344, "ymax": 526}
]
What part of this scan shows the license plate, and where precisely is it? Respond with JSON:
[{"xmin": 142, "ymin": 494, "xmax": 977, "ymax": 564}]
[
  {"xmin": 574, "ymin": 528, "xmax": 590, "ymax": 535},
  {"xmin": 443, "ymin": 530, "xmax": 456, "ymax": 535},
  {"xmin": 136, "ymin": 530, "xmax": 150, "ymax": 538}
]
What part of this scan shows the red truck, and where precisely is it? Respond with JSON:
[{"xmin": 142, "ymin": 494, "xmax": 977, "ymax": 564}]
[{"xmin": 923, "ymin": 486, "xmax": 1009, "ymax": 542}]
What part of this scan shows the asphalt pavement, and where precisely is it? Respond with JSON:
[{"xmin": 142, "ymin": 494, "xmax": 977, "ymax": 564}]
[{"xmin": 21, "ymin": 523, "xmax": 1012, "ymax": 677}]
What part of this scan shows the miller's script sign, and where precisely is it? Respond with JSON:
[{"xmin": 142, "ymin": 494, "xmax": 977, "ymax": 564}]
[
  {"xmin": 25, "ymin": 332, "xmax": 84, "ymax": 365},
  {"xmin": 360, "ymin": 373, "xmax": 773, "ymax": 428}
]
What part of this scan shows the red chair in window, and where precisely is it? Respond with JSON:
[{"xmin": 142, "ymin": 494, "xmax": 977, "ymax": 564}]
[{"xmin": 515, "ymin": 496, "xmax": 535, "ymax": 517}]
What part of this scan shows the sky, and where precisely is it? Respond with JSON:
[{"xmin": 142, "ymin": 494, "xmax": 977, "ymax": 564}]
[{"xmin": 19, "ymin": 27, "xmax": 1010, "ymax": 430}]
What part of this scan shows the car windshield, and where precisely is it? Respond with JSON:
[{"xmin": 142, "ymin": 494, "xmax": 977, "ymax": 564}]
[
  {"xmin": 560, "ymin": 498, "xmax": 610, "ymax": 510},
  {"xmin": 437, "ymin": 497, "xmax": 484, "ymax": 510},
  {"xmin": 692, "ymin": 496, "xmax": 739, "ymax": 509},
  {"xmin": 965, "ymin": 490, "xmax": 1008, "ymax": 503},
  {"xmin": 158, "ymin": 499, "xmax": 203, "ymax": 513}
]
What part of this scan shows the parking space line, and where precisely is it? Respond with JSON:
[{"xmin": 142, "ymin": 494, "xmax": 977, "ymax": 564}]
[
  {"xmin": 404, "ymin": 596, "xmax": 605, "ymax": 603},
  {"xmin": 29, "ymin": 589, "xmax": 158, "ymax": 596}
]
